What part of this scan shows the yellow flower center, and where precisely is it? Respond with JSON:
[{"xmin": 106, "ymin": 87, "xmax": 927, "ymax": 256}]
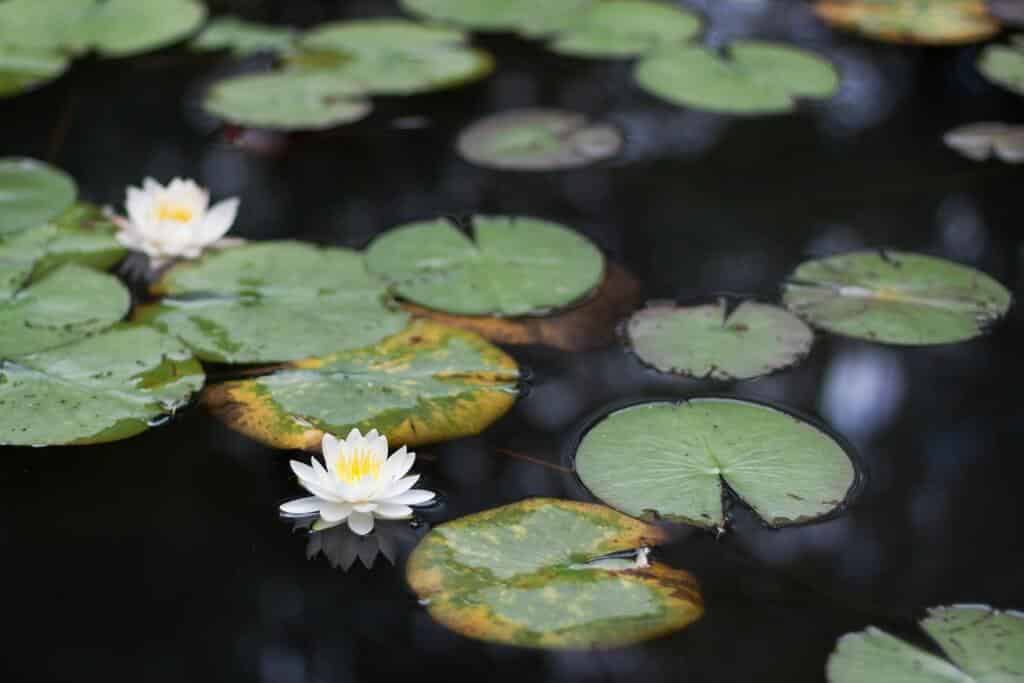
[
  {"xmin": 335, "ymin": 450, "xmax": 381, "ymax": 484},
  {"xmin": 155, "ymin": 201, "xmax": 195, "ymax": 224}
]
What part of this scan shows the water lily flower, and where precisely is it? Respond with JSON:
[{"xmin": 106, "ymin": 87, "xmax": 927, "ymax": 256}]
[
  {"xmin": 279, "ymin": 429, "xmax": 436, "ymax": 536},
  {"xmin": 110, "ymin": 177, "xmax": 239, "ymax": 266}
]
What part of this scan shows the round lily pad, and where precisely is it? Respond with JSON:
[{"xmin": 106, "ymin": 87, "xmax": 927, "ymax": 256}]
[
  {"xmin": 0, "ymin": 324, "xmax": 204, "ymax": 446},
  {"xmin": 77, "ymin": 0, "xmax": 207, "ymax": 57},
  {"xmin": 191, "ymin": 16, "xmax": 297, "ymax": 56},
  {"xmin": 399, "ymin": 0, "xmax": 596, "ymax": 36},
  {"xmin": 574, "ymin": 399, "xmax": 858, "ymax": 529},
  {"xmin": 298, "ymin": 19, "xmax": 494, "ymax": 95},
  {"xmin": 813, "ymin": 0, "xmax": 1000, "ymax": 46},
  {"xmin": 944, "ymin": 122, "xmax": 1024, "ymax": 163},
  {"xmin": 547, "ymin": 0, "xmax": 702, "ymax": 58},
  {"xmin": 978, "ymin": 35, "xmax": 1024, "ymax": 97},
  {"xmin": 0, "ymin": 263, "xmax": 130, "ymax": 358},
  {"xmin": 456, "ymin": 109, "xmax": 623, "ymax": 171},
  {"xmin": 137, "ymin": 241, "xmax": 409, "ymax": 364},
  {"xmin": 365, "ymin": 215, "xmax": 605, "ymax": 316},
  {"xmin": 782, "ymin": 251, "xmax": 1013, "ymax": 345},
  {"xmin": 0, "ymin": 44, "xmax": 68, "ymax": 98},
  {"xmin": 625, "ymin": 300, "xmax": 814, "ymax": 380},
  {"xmin": 828, "ymin": 604, "xmax": 1024, "ymax": 683},
  {"xmin": 0, "ymin": 158, "xmax": 77, "ymax": 235},
  {"xmin": 634, "ymin": 41, "xmax": 840, "ymax": 114},
  {"xmin": 203, "ymin": 319, "xmax": 519, "ymax": 451},
  {"xmin": 204, "ymin": 70, "xmax": 371, "ymax": 131},
  {"xmin": 0, "ymin": 0, "xmax": 93, "ymax": 53},
  {"xmin": 406, "ymin": 498, "xmax": 703, "ymax": 649}
]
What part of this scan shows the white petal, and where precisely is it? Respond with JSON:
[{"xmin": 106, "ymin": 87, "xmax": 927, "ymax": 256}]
[
  {"xmin": 142, "ymin": 177, "xmax": 163, "ymax": 193},
  {"xmin": 374, "ymin": 502, "xmax": 412, "ymax": 519},
  {"xmin": 382, "ymin": 447, "xmax": 415, "ymax": 481},
  {"xmin": 379, "ymin": 474, "xmax": 419, "ymax": 499},
  {"xmin": 383, "ymin": 488, "xmax": 435, "ymax": 506},
  {"xmin": 347, "ymin": 511, "xmax": 374, "ymax": 536},
  {"xmin": 322, "ymin": 433, "xmax": 341, "ymax": 464},
  {"xmin": 345, "ymin": 428, "xmax": 364, "ymax": 443},
  {"xmin": 319, "ymin": 501, "xmax": 353, "ymax": 522},
  {"xmin": 291, "ymin": 461, "xmax": 344, "ymax": 502},
  {"xmin": 194, "ymin": 197, "xmax": 238, "ymax": 245},
  {"xmin": 352, "ymin": 502, "xmax": 377, "ymax": 513},
  {"xmin": 279, "ymin": 496, "xmax": 321, "ymax": 516}
]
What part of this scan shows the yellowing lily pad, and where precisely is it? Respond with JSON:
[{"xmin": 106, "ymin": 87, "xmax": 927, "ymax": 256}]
[
  {"xmin": 0, "ymin": 44, "xmax": 68, "ymax": 98},
  {"xmin": 944, "ymin": 122, "xmax": 1024, "ymax": 163},
  {"xmin": 782, "ymin": 251, "xmax": 1012, "ymax": 345},
  {"xmin": 828, "ymin": 604, "xmax": 1024, "ymax": 683},
  {"xmin": 0, "ymin": 157, "xmax": 77, "ymax": 235},
  {"xmin": 978, "ymin": 35, "xmax": 1024, "ymax": 97},
  {"xmin": 365, "ymin": 215, "xmax": 605, "ymax": 316},
  {"xmin": 456, "ymin": 109, "xmax": 623, "ymax": 171},
  {"xmin": 625, "ymin": 300, "xmax": 814, "ymax": 380},
  {"xmin": 0, "ymin": 324, "xmax": 204, "ymax": 446},
  {"xmin": 634, "ymin": 41, "xmax": 840, "ymax": 114},
  {"xmin": 203, "ymin": 319, "xmax": 519, "ymax": 451},
  {"xmin": 191, "ymin": 16, "xmax": 297, "ymax": 56},
  {"xmin": 547, "ymin": 0, "xmax": 702, "ymax": 58},
  {"xmin": 203, "ymin": 70, "xmax": 371, "ymax": 131},
  {"xmin": 813, "ymin": 0, "xmax": 1000, "ymax": 46},
  {"xmin": 137, "ymin": 241, "xmax": 409, "ymax": 364},
  {"xmin": 575, "ymin": 399, "xmax": 857, "ymax": 529},
  {"xmin": 0, "ymin": 263, "xmax": 130, "ymax": 358},
  {"xmin": 406, "ymin": 498, "xmax": 703, "ymax": 650},
  {"xmin": 399, "ymin": 0, "xmax": 596, "ymax": 37}
]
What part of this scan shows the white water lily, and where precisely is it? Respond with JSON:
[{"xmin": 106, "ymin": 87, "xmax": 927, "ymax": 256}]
[
  {"xmin": 110, "ymin": 177, "xmax": 239, "ymax": 265},
  {"xmin": 279, "ymin": 429, "xmax": 436, "ymax": 536}
]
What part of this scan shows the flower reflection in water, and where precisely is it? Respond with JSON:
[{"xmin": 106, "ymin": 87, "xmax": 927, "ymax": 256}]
[{"xmin": 290, "ymin": 516, "xmax": 428, "ymax": 572}]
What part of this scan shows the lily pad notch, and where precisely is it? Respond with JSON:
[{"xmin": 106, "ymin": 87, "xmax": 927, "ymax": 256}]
[{"xmin": 572, "ymin": 397, "xmax": 863, "ymax": 531}]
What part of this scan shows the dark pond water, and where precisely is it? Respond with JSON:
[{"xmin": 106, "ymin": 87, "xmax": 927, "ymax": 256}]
[{"xmin": 3, "ymin": 1, "xmax": 1024, "ymax": 681}]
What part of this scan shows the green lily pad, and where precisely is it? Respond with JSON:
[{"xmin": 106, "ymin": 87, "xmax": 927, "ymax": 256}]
[
  {"xmin": 828, "ymin": 604, "xmax": 1024, "ymax": 683},
  {"xmin": 297, "ymin": 19, "xmax": 494, "ymax": 95},
  {"xmin": 406, "ymin": 498, "xmax": 703, "ymax": 649},
  {"xmin": 978, "ymin": 35, "xmax": 1024, "ymax": 97},
  {"xmin": 399, "ymin": 0, "xmax": 596, "ymax": 36},
  {"xmin": 203, "ymin": 319, "xmax": 519, "ymax": 450},
  {"xmin": 634, "ymin": 41, "xmax": 840, "ymax": 114},
  {"xmin": 782, "ymin": 251, "xmax": 1012, "ymax": 345},
  {"xmin": 365, "ymin": 215, "xmax": 605, "ymax": 316},
  {"xmin": 0, "ymin": 203, "xmax": 126, "ymax": 284},
  {"xmin": 944, "ymin": 122, "xmax": 1024, "ymax": 163},
  {"xmin": 191, "ymin": 16, "xmax": 297, "ymax": 56},
  {"xmin": 137, "ymin": 241, "xmax": 409, "ymax": 364},
  {"xmin": 0, "ymin": 44, "xmax": 68, "ymax": 98},
  {"xmin": 575, "ymin": 399, "xmax": 857, "ymax": 529},
  {"xmin": 456, "ymin": 109, "xmax": 623, "ymax": 171},
  {"xmin": 625, "ymin": 300, "xmax": 814, "ymax": 380},
  {"xmin": 0, "ymin": 0, "xmax": 93, "ymax": 52},
  {"xmin": 0, "ymin": 263, "xmax": 130, "ymax": 358},
  {"xmin": 547, "ymin": 0, "xmax": 702, "ymax": 58},
  {"xmin": 813, "ymin": 0, "xmax": 1000, "ymax": 46},
  {"xmin": 0, "ymin": 324, "xmax": 204, "ymax": 446},
  {"xmin": 203, "ymin": 70, "xmax": 371, "ymax": 131},
  {"xmin": 0, "ymin": 157, "xmax": 77, "ymax": 236}
]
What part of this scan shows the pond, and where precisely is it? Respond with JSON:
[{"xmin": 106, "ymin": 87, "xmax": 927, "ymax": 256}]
[{"xmin": 2, "ymin": 0, "xmax": 1023, "ymax": 681}]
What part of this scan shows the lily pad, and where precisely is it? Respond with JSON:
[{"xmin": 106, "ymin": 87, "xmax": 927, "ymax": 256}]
[
  {"xmin": 0, "ymin": 158, "xmax": 77, "ymax": 235},
  {"xmin": 404, "ymin": 262, "xmax": 642, "ymax": 351},
  {"xmin": 203, "ymin": 319, "xmax": 519, "ymax": 451},
  {"xmin": 782, "ymin": 251, "xmax": 1012, "ymax": 345},
  {"xmin": 136, "ymin": 241, "xmax": 408, "ymax": 364},
  {"xmin": 0, "ymin": 263, "xmax": 130, "ymax": 358},
  {"xmin": 813, "ymin": 0, "xmax": 1000, "ymax": 46},
  {"xmin": 406, "ymin": 498, "xmax": 703, "ymax": 649},
  {"xmin": 828, "ymin": 604, "xmax": 1024, "ymax": 683},
  {"xmin": 625, "ymin": 300, "xmax": 814, "ymax": 380},
  {"xmin": 547, "ymin": 0, "xmax": 702, "ymax": 58},
  {"xmin": 456, "ymin": 109, "xmax": 623, "ymax": 171},
  {"xmin": 574, "ymin": 399, "xmax": 857, "ymax": 529},
  {"xmin": 0, "ymin": 324, "xmax": 204, "ymax": 446},
  {"xmin": 399, "ymin": 0, "xmax": 596, "ymax": 36},
  {"xmin": 191, "ymin": 16, "xmax": 297, "ymax": 56},
  {"xmin": 298, "ymin": 19, "xmax": 494, "ymax": 95},
  {"xmin": 0, "ymin": 44, "xmax": 68, "ymax": 98},
  {"xmin": 634, "ymin": 41, "xmax": 840, "ymax": 114},
  {"xmin": 203, "ymin": 70, "xmax": 371, "ymax": 131},
  {"xmin": 944, "ymin": 122, "xmax": 1024, "ymax": 163},
  {"xmin": 978, "ymin": 35, "xmax": 1024, "ymax": 97},
  {"xmin": 365, "ymin": 215, "xmax": 605, "ymax": 316}
]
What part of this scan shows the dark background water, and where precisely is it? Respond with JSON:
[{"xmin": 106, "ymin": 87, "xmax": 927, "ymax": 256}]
[{"xmin": 2, "ymin": 1, "xmax": 1023, "ymax": 681}]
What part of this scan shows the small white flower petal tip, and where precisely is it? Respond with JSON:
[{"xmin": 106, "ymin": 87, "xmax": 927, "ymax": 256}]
[
  {"xmin": 108, "ymin": 176, "xmax": 240, "ymax": 266},
  {"xmin": 278, "ymin": 428, "xmax": 436, "ymax": 536}
]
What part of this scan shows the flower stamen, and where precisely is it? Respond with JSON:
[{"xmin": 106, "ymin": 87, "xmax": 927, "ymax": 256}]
[
  {"xmin": 155, "ymin": 202, "xmax": 195, "ymax": 223},
  {"xmin": 336, "ymin": 449, "xmax": 381, "ymax": 484}
]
